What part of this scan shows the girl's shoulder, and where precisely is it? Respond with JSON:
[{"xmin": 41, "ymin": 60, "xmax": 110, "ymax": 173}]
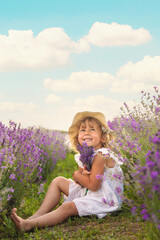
[
  {"xmin": 95, "ymin": 147, "xmax": 109, "ymax": 155},
  {"xmin": 95, "ymin": 148, "xmax": 123, "ymax": 166},
  {"xmin": 95, "ymin": 147, "xmax": 114, "ymax": 156}
]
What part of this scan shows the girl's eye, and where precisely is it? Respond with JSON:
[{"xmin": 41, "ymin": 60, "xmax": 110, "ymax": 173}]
[
  {"xmin": 90, "ymin": 128, "xmax": 95, "ymax": 131},
  {"xmin": 80, "ymin": 129, "xmax": 85, "ymax": 132}
]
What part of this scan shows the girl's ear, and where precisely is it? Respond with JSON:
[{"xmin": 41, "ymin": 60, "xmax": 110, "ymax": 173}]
[{"xmin": 101, "ymin": 134, "xmax": 105, "ymax": 143}]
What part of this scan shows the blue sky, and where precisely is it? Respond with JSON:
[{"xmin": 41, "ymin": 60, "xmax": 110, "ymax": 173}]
[{"xmin": 0, "ymin": 0, "xmax": 160, "ymax": 130}]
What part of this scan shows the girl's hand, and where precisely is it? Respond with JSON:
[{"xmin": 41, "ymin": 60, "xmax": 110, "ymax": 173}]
[
  {"xmin": 72, "ymin": 153, "xmax": 106, "ymax": 191},
  {"xmin": 82, "ymin": 165, "xmax": 91, "ymax": 175},
  {"xmin": 78, "ymin": 167, "xmax": 83, "ymax": 173},
  {"xmin": 73, "ymin": 171, "xmax": 81, "ymax": 185}
]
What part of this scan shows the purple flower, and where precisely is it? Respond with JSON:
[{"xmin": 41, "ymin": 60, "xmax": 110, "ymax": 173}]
[
  {"xmin": 146, "ymin": 161, "xmax": 156, "ymax": 169},
  {"xmin": 10, "ymin": 188, "xmax": 14, "ymax": 193},
  {"xmin": 113, "ymin": 173, "xmax": 122, "ymax": 180},
  {"xmin": 9, "ymin": 173, "xmax": 16, "ymax": 180},
  {"xmin": 140, "ymin": 208, "xmax": 150, "ymax": 221},
  {"xmin": 153, "ymin": 184, "xmax": 160, "ymax": 192},
  {"xmin": 102, "ymin": 198, "xmax": 107, "ymax": 204},
  {"xmin": 155, "ymin": 150, "xmax": 160, "ymax": 162},
  {"xmin": 141, "ymin": 209, "xmax": 147, "ymax": 214},
  {"xmin": 7, "ymin": 194, "xmax": 12, "ymax": 201},
  {"xmin": 142, "ymin": 213, "xmax": 150, "ymax": 221},
  {"xmin": 131, "ymin": 206, "xmax": 137, "ymax": 215},
  {"xmin": 108, "ymin": 200, "xmax": 115, "ymax": 207},
  {"xmin": 96, "ymin": 174, "xmax": 106, "ymax": 181},
  {"xmin": 152, "ymin": 133, "xmax": 160, "ymax": 144},
  {"xmin": 141, "ymin": 204, "xmax": 146, "ymax": 208},
  {"xmin": 115, "ymin": 186, "xmax": 122, "ymax": 194},
  {"xmin": 155, "ymin": 107, "xmax": 160, "ymax": 113},
  {"xmin": 150, "ymin": 171, "xmax": 158, "ymax": 179},
  {"xmin": 96, "ymin": 174, "xmax": 101, "ymax": 180},
  {"xmin": 77, "ymin": 142, "xmax": 95, "ymax": 171}
]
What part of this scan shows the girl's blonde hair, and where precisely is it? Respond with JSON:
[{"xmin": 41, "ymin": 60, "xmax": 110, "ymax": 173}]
[{"xmin": 68, "ymin": 117, "xmax": 115, "ymax": 152}]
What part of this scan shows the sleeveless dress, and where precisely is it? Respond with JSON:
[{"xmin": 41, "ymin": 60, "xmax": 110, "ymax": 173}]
[{"xmin": 63, "ymin": 147, "xmax": 124, "ymax": 218}]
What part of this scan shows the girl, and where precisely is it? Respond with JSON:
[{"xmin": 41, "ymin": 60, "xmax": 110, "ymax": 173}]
[{"xmin": 10, "ymin": 111, "xmax": 123, "ymax": 232}]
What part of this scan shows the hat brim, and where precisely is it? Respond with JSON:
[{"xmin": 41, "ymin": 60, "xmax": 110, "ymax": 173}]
[{"xmin": 68, "ymin": 111, "xmax": 108, "ymax": 138}]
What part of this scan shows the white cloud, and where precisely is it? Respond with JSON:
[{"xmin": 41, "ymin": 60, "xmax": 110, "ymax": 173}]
[
  {"xmin": 110, "ymin": 55, "xmax": 160, "ymax": 93},
  {"xmin": 1, "ymin": 96, "xmax": 122, "ymax": 131},
  {"xmin": 44, "ymin": 71, "xmax": 115, "ymax": 91},
  {"xmin": 49, "ymin": 95, "xmax": 123, "ymax": 130},
  {"xmin": 0, "ymin": 22, "xmax": 152, "ymax": 72},
  {"xmin": 110, "ymin": 79, "xmax": 154, "ymax": 93},
  {"xmin": 43, "ymin": 54, "xmax": 160, "ymax": 95},
  {"xmin": 0, "ymin": 28, "xmax": 90, "ymax": 72},
  {"xmin": 74, "ymin": 95, "xmax": 123, "ymax": 120},
  {"xmin": 117, "ymin": 55, "xmax": 160, "ymax": 83},
  {"xmin": 75, "ymin": 94, "xmax": 122, "ymax": 107},
  {"xmin": 44, "ymin": 54, "xmax": 160, "ymax": 94},
  {"xmin": 45, "ymin": 94, "xmax": 62, "ymax": 103},
  {"xmin": 0, "ymin": 101, "xmax": 38, "ymax": 112},
  {"xmin": 82, "ymin": 22, "xmax": 152, "ymax": 47}
]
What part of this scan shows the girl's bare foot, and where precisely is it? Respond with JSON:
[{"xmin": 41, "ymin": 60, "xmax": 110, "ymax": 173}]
[{"xmin": 10, "ymin": 208, "xmax": 32, "ymax": 232}]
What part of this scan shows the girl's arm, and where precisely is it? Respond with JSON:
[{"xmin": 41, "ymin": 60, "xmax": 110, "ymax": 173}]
[{"xmin": 73, "ymin": 153, "xmax": 105, "ymax": 191}]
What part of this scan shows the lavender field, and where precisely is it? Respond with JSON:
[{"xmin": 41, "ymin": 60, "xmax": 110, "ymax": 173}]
[
  {"xmin": 0, "ymin": 87, "xmax": 160, "ymax": 239},
  {"xmin": 0, "ymin": 123, "xmax": 67, "ymax": 218},
  {"xmin": 108, "ymin": 87, "xmax": 160, "ymax": 239}
]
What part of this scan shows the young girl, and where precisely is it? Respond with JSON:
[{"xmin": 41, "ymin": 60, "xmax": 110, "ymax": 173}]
[{"xmin": 10, "ymin": 111, "xmax": 123, "ymax": 232}]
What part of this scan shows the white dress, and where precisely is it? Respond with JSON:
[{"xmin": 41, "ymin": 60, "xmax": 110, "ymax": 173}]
[{"xmin": 64, "ymin": 148, "xmax": 124, "ymax": 218}]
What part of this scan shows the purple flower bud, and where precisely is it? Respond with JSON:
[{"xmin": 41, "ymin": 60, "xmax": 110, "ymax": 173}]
[
  {"xmin": 131, "ymin": 206, "xmax": 137, "ymax": 215},
  {"xmin": 108, "ymin": 200, "xmax": 115, "ymax": 207},
  {"xmin": 115, "ymin": 186, "xmax": 122, "ymax": 193},
  {"xmin": 142, "ymin": 213, "xmax": 150, "ymax": 221},
  {"xmin": 102, "ymin": 198, "xmax": 107, "ymax": 204},
  {"xmin": 150, "ymin": 171, "xmax": 158, "ymax": 179},
  {"xmin": 7, "ymin": 194, "xmax": 12, "ymax": 201},
  {"xmin": 146, "ymin": 161, "xmax": 156, "ymax": 169},
  {"xmin": 141, "ymin": 209, "xmax": 147, "ymax": 214},
  {"xmin": 9, "ymin": 173, "xmax": 16, "ymax": 180}
]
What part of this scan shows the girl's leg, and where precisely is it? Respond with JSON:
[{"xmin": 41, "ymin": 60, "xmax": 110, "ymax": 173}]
[
  {"xmin": 10, "ymin": 202, "xmax": 78, "ymax": 232},
  {"xmin": 28, "ymin": 176, "xmax": 70, "ymax": 219}
]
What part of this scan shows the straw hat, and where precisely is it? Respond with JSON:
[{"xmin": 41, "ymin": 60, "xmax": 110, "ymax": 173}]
[{"xmin": 68, "ymin": 111, "xmax": 108, "ymax": 139}]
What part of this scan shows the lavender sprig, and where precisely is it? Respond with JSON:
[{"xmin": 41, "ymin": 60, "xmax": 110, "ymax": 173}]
[{"xmin": 77, "ymin": 142, "xmax": 95, "ymax": 171}]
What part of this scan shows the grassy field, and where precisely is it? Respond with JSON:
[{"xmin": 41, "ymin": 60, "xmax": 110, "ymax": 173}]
[{"xmin": 1, "ymin": 152, "xmax": 147, "ymax": 240}]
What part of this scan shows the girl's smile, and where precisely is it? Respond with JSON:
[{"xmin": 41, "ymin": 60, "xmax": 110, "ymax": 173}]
[{"xmin": 78, "ymin": 119, "xmax": 103, "ymax": 150}]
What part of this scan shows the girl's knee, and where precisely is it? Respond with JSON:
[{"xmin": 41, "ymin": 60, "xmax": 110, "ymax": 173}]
[
  {"xmin": 52, "ymin": 176, "xmax": 64, "ymax": 185},
  {"xmin": 61, "ymin": 202, "xmax": 78, "ymax": 215}
]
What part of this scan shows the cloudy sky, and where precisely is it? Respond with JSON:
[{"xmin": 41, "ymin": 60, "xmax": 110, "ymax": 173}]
[{"xmin": 0, "ymin": 0, "xmax": 160, "ymax": 131}]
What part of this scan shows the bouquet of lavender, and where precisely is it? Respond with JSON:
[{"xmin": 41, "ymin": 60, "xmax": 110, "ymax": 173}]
[{"xmin": 77, "ymin": 142, "xmax": 95, "ymax": 171}]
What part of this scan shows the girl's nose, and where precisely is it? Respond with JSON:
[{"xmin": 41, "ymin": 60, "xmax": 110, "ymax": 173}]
[{"xmin": 84, "ymin": 128, "xmax": 89, "ymax": 134}]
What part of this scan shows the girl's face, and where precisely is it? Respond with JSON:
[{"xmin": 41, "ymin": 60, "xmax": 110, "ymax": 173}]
[{"xmin": 78, "ymin": 119, "xmax": 103, "ymax": 150}]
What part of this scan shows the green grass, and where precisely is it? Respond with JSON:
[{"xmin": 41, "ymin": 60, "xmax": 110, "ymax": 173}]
[{"xmin": 0, "ymin": 152, "xmax": 147, "ymax": 240}]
